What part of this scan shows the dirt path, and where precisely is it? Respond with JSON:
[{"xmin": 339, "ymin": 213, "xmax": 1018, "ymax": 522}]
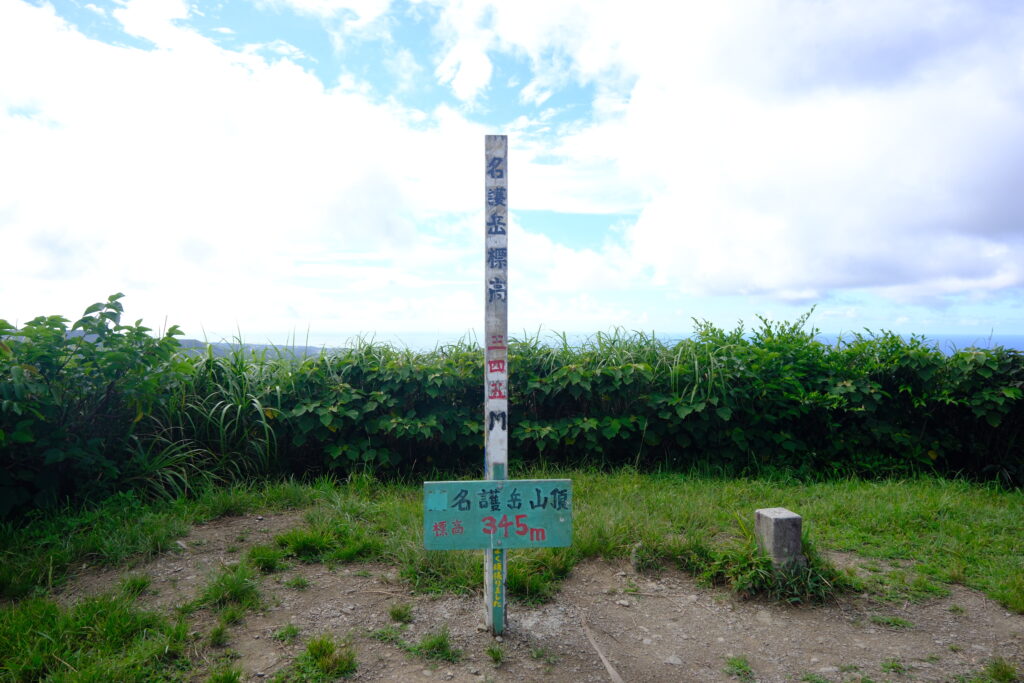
[{"xmin": 55, "ymin": 512, "xmax": 1024, "ymax": 682}]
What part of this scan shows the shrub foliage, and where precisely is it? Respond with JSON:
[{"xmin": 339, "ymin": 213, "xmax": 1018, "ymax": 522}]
[
  {"xmin": 0, "ymin": 294, "xmax": 187, "ymax": 517},
  {"xmin": 2, "ymin": 297, "xmax": 1022, "ymax": 517}
]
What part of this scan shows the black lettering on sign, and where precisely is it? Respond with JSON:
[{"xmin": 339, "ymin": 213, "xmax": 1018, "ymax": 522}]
[
  {"xmin": 486, "ymin": 212, "xmax": 507, "ymax": 235},
  {"xmin": 487, "ymin": 187, "xmax": 507, "ymax": 206},
  {"xmin": 488, "ymin": 411, "xmax": 507, "ymax": 431},
  {"xmin": 487, "ymin": 156, "xmax": 505, "ymax": 179},
  {"xmin": 488, "ymin": 277, "xmax": 507, "ymax": 302}
]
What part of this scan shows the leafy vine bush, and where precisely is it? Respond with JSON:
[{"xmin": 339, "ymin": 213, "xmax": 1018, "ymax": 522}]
[
  {"xmin": 157, "ymin": 312, "xmax": 1023, "ymax": 487},
  {"xmin": 3, "ymin": 297, "xmax": 1022, "ymax": 518},
  {"xmin": 0, "ymin": 295, "xmax": 188, "ymax": 517}
]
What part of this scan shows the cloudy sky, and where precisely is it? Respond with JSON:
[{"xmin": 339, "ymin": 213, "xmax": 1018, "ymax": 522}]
[{"xmin": 2, "ymin": 0, "xmax": 1023, "ymax": 346}]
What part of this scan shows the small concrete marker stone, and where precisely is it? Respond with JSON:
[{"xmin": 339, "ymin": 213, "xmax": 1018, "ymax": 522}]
[{"xmin": 755, "ymin": 506, "xmax": 806, "ymax": 568}]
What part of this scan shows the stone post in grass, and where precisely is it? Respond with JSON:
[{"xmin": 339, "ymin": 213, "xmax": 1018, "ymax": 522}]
[{"xmin": 755, "ymin": 507, "xmax": 806, "ymax": 568}]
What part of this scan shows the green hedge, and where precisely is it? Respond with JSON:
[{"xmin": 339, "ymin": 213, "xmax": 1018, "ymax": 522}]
[
  {"xmin": 0, "ymin": 295, "xmax": 187, "ymax": 517},
  {"xmin": 157, "ymin": 313, "xmax": 1023, "ymax": 485},
  {"xmin": 2, "ymin": 298, "xmax": 1022, "ymax": 518}
]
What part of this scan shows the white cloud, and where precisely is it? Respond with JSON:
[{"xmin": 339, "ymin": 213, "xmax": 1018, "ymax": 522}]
[
  {"xmin": 420, "ymin": 0, "xmax": 1024, "ymax": 308},
  {"xmin": 429, "ymin": 0, "xmax": 495, "ymax": 103},
  {"xmin": 2, "ymin": 0, "xmax": 1023, "ymax": 339},
  {"xmin": 384, "ymin": 47, "xmax": 421, "ymax": 92},
  {"xmin": 243, "ymin": 39, "xmax": 310, "ymax": 61},
  {"xmin": 256, "ymin": 0, "xmax": 392, "ymax": 23},
  {"xmin": 0, "ymin": 0, "xmax": 488, "ymax": 337}
]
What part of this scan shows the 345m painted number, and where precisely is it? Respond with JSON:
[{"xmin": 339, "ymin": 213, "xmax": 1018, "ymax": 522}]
[{"xmin": 481, "ymin": 514, "xmax": 547, "ymax": 541}]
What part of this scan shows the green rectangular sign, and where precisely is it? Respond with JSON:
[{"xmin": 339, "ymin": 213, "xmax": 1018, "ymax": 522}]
[{"xmin": 423, "ymin": 479, "xmax": 572, "ymax": 551}]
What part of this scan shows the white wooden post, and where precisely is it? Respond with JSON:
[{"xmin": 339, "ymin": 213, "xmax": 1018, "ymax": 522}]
[{"xmin": 483, "ymin": 134, "xmax": 508, "ymax": 634}]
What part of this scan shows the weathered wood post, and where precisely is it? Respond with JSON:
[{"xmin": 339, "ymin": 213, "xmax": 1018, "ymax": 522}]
[
  {"xmin": 422, "ymin": 135, "xmax": 572, "ymax": 638},
  {"xmin": 483, "ymin": 134, "xmax": 509, "ymax": 633}
]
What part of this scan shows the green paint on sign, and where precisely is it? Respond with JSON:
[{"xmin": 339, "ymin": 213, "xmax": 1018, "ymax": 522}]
[
  {"xmin": 423, "ymin": 479, "xmax": 572, "ymax": 551},
  {"xmin": 425, "ymin": 492, "xmax": 448, "ymax": 511}
]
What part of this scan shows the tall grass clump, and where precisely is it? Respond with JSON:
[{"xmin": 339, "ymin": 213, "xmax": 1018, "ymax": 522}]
[
  {"xmin": 0, "ymin": 594, "xmax": 189, "ymax": 680},
  {"xmin": 274, "ymin": 634, "xmax": 357, "ymax": 681}
]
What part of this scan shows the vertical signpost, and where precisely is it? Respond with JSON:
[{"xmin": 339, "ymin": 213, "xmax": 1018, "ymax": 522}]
[
  {"xmin": 422, "ymin": 135, "xmax": 572, "ymax": 637},
  {"xmin": 483, "ymin": 134, "xmax": 509, "ymax": 633}
]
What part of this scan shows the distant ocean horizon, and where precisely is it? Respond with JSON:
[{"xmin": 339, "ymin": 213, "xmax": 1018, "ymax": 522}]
[
  {"xmin": 813, "ymin": 333, "xmax": 1024, "ymax": 354},
  {"xmin": 185, "ymin": 331, "xmax": 1024, "ymax": 355},
  {"xmin": 362, "ymin": 331, "xmax": 1024, "ymax": 354}
]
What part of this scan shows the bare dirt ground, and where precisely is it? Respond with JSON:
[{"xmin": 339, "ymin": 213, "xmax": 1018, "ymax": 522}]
[{"xmin": 55, "ymin": 512, "xmax": 1024, "ymax": 682}]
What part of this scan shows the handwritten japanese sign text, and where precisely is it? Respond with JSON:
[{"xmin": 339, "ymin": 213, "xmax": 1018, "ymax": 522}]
[{"xmin": 423, "ymin": 479, "xmax": 573, "ymax": 551}]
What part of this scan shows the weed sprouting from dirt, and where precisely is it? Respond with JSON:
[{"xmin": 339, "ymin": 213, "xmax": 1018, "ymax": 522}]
[
  {"xmin": 724, "ymin": 655, "xmax": 755, "ymax": 681},
  {"xmin": 119, "ymin": 573, "xmax": 152, "ymax": 598},
  {"xmin": 199, "ymin": 563, "xmax": 261, "ymax": 611},
  {"xmin": 388, "ymin": 602, "xmax": 413, "ymax": 624},
  {"xmin": 275, "ymin": 528, "xmax": 333, "ymax": 562},
  {"xmin": 273, "ymin": 634, "xmax": 357, "ymax": 681},
  {"xmin": 870, "ymin": 615, "xmax": 914, "ymax": 629},
  {"xmin": 283, "ymin": 575, "xmax": 310, "ymax": 590},
  {"xmin": 247, "ymin": 545, "xmax": 287, "ymax": 573},
  {"xmin": 208, "ymin": 623, "xmax": 229, "ymax": 647},
  {"xmin": 412, "ymin": 626, "xmax": 462, "ymax": 663},
  {"xmin": 486, "ymin": 643, "xmax": 505, "ymax": 665},
  {"xmin": 272, "ymin": 623, "xmax": 300, "ymax": 644},
  {"xmin": 881, "ymin": 657, "xmax": 907, "ymax": 674}
]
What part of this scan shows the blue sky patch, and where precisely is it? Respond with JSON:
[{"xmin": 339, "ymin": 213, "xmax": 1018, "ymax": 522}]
[{"xmin": 514, "ymin": 210, "xmax": 637, "ymax": 250}]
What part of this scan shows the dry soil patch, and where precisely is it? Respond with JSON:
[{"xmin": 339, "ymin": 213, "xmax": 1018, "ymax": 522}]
[{"xmin": 54, "ymin": 512, "xmax": 1024, "ymax": 682}]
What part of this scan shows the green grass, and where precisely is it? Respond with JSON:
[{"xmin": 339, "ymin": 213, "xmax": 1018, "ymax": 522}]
[
  {"xmin": 5, "ymin": 428, "xmax": 1022, "ymax": 683},
  {"xmin": 486, "ymin": 643, "xmax": 505, "ymax": 665},
  {"xmin": 369, "ymin": 625, "xmax": 406, "ymax": 644},
  {"xmin": 219, "ymin": 603, "xmax": 247, "ymax": 625},
  {"xmin": 951, "ymin": 657, "xmax": 1022, "ymax": 683},
  {"xmin": 724, "ymin": 655, "xmax": 755, "ymax": 681},
  {"xmin": 209, "ymin": 623, "xmax": 229, "ymax": 647},
  {"xmin": 283, "ymin": 575, "xmax": 310, "ymax": 590},
  {"xmin": 274, "ymin": 527, "xmax": 334, "ymax": 562},
  {"xmin": 207, "ymin": 667, "xmax": 244, "ymax": 683},
  {"xmin": 247, "ymin": 544, "xmax": 288, "ymax": 573},
  {"xmin": 977, "ymin": 657, "xmax": 1021, "ymax": 683},
  {"xmin": 388, "ymin": 602, "xmax": 413, "ymax": 624},
  {"xmin": 273, "ymin": 623, "xmax": 300, "ymax": 644},
  {"xmin": 411, "ymin": 626, "xmax": 462, "ymax": 663},
  {"xmin": 272, "ymin": 634, "xmax": 357, "ymax": 681},
  {"xmin": 198, "ymin": 563, "xmax": 262, "ymax": 615},
  {"xmin": 869, "ymin": 615, "xmax": 914, "ymax": 629},
  {"xmin": 0, "ymin": 480, "xmax": 319, "ymax": 600},
  {"xmin": 7, "ymin": 466, "xmax": 1021, "ymax": 683},
  {"xmin": 569, "ymin": 470, "xmax": 1024, "ymax": 611},
  {"xmin": 2, "ymin": 470, "xmax": 1023, "ymax": 636},
  {"xmin": 369, "ymin": 622, "xmax": 462, "ymax": 663},
  {"xmin": 119, "ymin": 572, "xmax": 152, "ymax": 598},
  {"xmin": 0, "ymin": 594, "xmax": 190, "ymax": 681},
  {"xmin": 881, "ymin": 657, "xmax": 907, "ymax": 674}
]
